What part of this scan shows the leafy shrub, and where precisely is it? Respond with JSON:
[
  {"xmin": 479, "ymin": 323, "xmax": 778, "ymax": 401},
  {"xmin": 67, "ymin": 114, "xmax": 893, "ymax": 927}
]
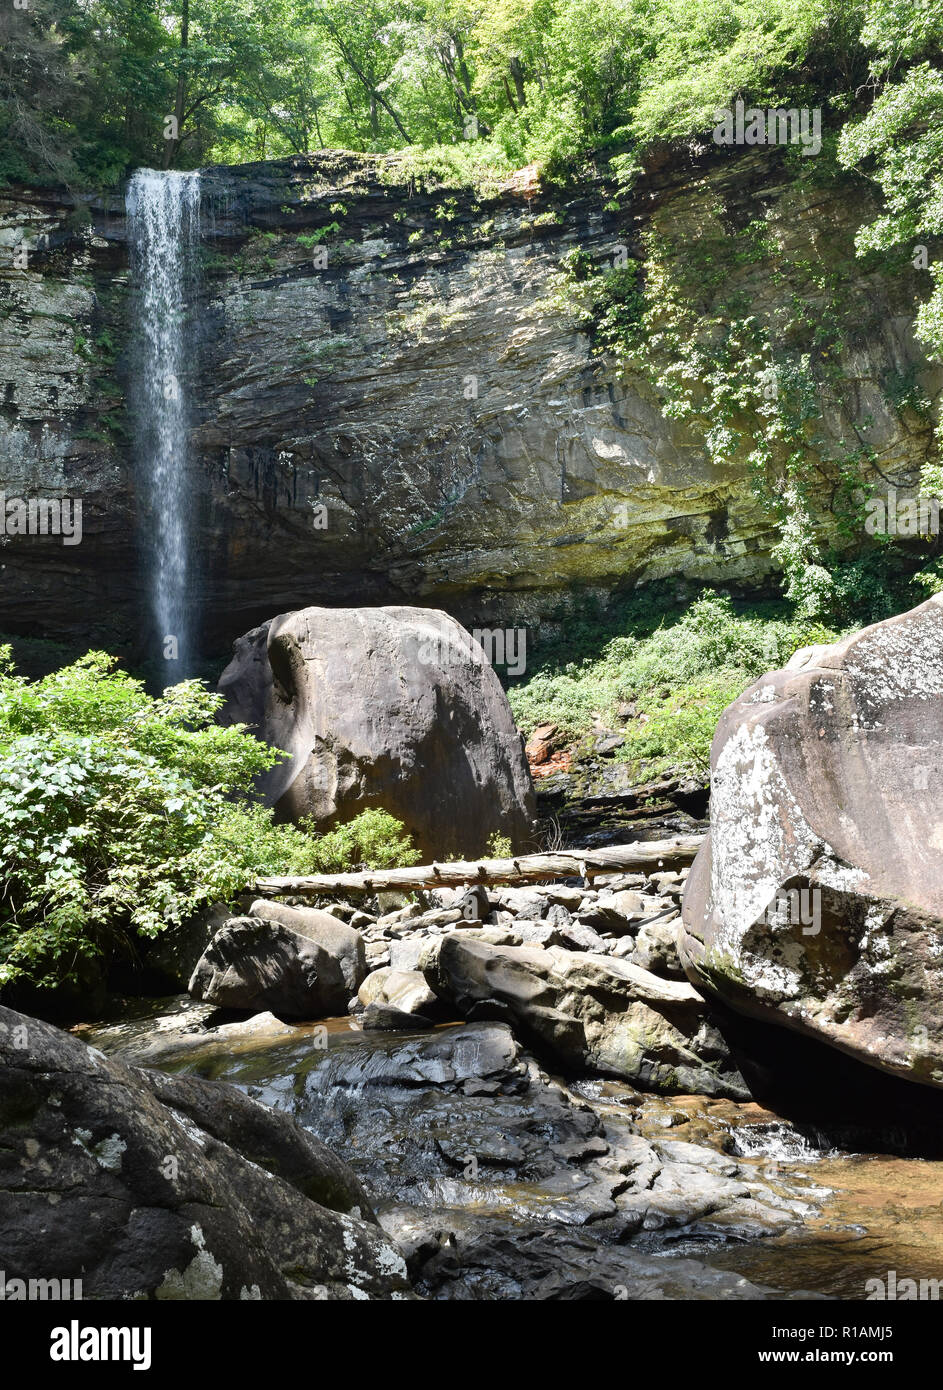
[
  {"xmin": 0, "ymin": 651, "xmax": 417, "ymax": 991},
  {"xmin": 508, "ymin": 591, "xmax": 837, "ymax": 770},
  {"xmin": 300, "ymin": 808, "xmax": 421, "ymax": 873},
  {"xmin": 621, "ymin": 677, "xmax": 750, "ymax": 771},
  {"xmin": 485, "ymin": 832, "xmax": 513, "ymax": 859}
]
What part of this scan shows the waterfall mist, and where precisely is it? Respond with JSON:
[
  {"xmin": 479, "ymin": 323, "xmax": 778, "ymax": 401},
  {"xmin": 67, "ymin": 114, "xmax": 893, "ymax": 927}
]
[{"xmin": 126, "ymin": 168, "xmax": 201, "ymax": 682}]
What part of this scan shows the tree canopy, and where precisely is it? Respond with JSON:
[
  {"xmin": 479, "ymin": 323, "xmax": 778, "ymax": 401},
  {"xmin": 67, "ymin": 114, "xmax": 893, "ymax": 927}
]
[{"xmin": 0, "ymin": 0, "xmax": 936, "ymax": 192}]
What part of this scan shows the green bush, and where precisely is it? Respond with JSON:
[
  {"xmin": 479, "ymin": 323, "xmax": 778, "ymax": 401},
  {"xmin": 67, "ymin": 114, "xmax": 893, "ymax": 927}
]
[
  {"xmin": 508, "ymin": 591, "xmax": 838, "ymax": 771},
  {"xmin": 621, "ymin": 677, "xmax": 750, "ymax": 772},
  {"xmin": 300, "ymin": 808, "xmax": 422, "ymax": 873},
  {"xmin": 0, "ymin": 651, "xmax": 417, "ymax": 991}
]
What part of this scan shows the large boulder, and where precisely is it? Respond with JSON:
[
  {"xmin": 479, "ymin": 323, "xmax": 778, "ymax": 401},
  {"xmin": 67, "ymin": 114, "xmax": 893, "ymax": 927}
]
[
  {"xmin": 421, "ymin": 932, "xmax": 747, "ymax": 1097},
  {"xmin": 218, "ymin": 605, "xmax": 535, "ymax": 858},
  {"xmin": 680, "ymin": 594, "xmax": 943, "ymax": 1088},
  {"xmin": 188, "ymin": 902, "xmax": 365, "ymax": 1018},
  {"xmin": 0, "ymin": 1006, "xmax": 411, "ymax": 1299}
]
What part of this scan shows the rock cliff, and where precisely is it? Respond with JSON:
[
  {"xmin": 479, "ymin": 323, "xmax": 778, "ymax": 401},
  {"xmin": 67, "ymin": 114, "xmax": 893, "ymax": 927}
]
[{"xmin": 0, "ymin": 148, "xmax": 937, "ymax": 658}]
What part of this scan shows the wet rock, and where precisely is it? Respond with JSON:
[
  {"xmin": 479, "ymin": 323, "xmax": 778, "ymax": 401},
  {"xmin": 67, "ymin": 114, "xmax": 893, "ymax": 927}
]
[
  {"xmin": 143, "ymin": 1069, "xmax": 375, "ymax": 1218},
  {"xmin": 84, "ymin": 1006, "xmax": 823, "ymax": 1295},
  {"xmin": 362, "ymin": 1002, "xmax": 437, "ymax": 1031},
  {"xmin": 681, "ymin": 594, "xmax": 943, "ymax": 1089},
  {"xmin": 217, "ymin": 1022, "xmax": 795, "ymax": 1236},
  {"xmin": 403, "ymin": 1220, "xmax": 806, "ymax": 1300},
  {"xmin": 75, "ymin": 1002, "xmax": 333, "ymax": 1070},
  {"xmin": 0, "ymin": 1005, "xmax": 411, "ymax": 1300},
  {"xmin": 422, "ymin": 934, "xmax": 749, "ymax": 1097},
  {"xmin": 218, "ymin": 605, "xmax": 535, "ymax": 859}
]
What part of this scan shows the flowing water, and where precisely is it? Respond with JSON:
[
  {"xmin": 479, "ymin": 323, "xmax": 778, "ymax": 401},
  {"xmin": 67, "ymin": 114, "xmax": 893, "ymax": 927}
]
[
  {"xmin": 126, "ymin": 169, "xmax": 201, "ymax": 679},
  {"xmin": 625, "ymin": 1092, "xmax": 943, "ymax": 1299},
  {"xmin": 76, "ymin": 1000, "xmax": 943, "ymax": 1299}
]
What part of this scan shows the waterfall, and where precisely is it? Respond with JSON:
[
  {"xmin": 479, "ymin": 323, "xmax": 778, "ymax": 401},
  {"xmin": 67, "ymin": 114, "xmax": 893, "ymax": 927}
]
[{"xmin": 126, "ymin": 169, "xmax": 201, "ymax": 681}]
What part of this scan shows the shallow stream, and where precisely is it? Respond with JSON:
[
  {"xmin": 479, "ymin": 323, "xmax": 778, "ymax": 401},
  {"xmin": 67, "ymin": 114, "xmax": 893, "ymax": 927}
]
[{"xmin": 77, "ymin": 999, "xmax": 943, "ymax": 1300}]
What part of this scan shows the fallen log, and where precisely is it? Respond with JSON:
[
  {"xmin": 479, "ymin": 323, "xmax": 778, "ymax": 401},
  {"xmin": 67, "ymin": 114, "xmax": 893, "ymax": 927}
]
[{"xmin": 252, "ymin": 834, "xmax": 704, "ymax": 897}]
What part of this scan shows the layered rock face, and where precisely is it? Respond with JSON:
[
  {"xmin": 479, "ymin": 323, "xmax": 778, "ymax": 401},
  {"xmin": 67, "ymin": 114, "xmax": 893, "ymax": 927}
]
[
  {"xmin": 217, "ymin": 604, "xmax": 535, "ymax": 858},
  {"xmin": 422, "ymin": 931, "xmax": 747, "ymax": 1097},
  {"xmin": 1, "ymin": 148, "xmax": 938, "ymax": 653},
  {"xmin": 679, "ymin": 595, "xmax": 943, "ymax": 1088}
]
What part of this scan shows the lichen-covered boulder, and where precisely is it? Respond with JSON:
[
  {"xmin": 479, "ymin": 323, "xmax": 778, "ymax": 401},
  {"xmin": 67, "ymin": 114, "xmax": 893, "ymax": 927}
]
[
  {"xmin": 0, "ymin": 1006, "xmax": 411, "ymax": 1299},
  {"xmin": 680, "ymin": 594, "xmax": 943, "ymax": 1088},
  {"xmin": 218, "ymin": 605, "xmax": 535, "ymax": 859}
]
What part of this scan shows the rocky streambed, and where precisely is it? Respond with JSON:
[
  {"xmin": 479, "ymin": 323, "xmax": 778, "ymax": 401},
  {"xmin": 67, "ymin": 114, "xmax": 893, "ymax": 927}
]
[
  {"xmin": 7, "ymin": 782, "xmax": 942, "ymax": 1301},
  {"xmin": 6, "ymin": 814, "xmax": 941, "ymax": 1302},
  {"xmin": 73, "ymin": 998, "xmax": 943, "ymax": 1301},
  {"xmin": 9, "ymin": 594, "xmax": 943, "ymax": 1302}
]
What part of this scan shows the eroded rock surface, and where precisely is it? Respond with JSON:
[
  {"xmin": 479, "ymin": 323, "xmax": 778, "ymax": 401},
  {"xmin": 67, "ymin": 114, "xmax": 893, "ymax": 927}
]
[
  {"xmin": 421, "ymin": 932, "xmax": 747, "ymax": 1097},
  {"xmin": 116, "ymin": 1015, "xmax": 821, "ymax": 1299},
  {"xmin": 218, "ymin": 604, "xmax": 535, "ymax": 857},
  {"xmin": 188, "ymin": 903, "xmax": 366, "ymax": 1018},
  {"xmin": 1, "ymin": 150, "xmax": 938, "ymax": 651}
]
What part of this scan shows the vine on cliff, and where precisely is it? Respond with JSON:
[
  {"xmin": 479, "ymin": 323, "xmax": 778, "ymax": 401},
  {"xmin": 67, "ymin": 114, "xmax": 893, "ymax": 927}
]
[{"xmin": 554, "ymin": 206, "xmax": 939, "ymax": 620}]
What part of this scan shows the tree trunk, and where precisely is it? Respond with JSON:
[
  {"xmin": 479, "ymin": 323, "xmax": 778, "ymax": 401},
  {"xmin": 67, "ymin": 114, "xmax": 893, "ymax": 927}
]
[
  {"xmin": 162, "ymin": 0, "xmax": 189, "ymax": 169},
  {"xmin": 253, "ymin": 834, "xmax": 703, "ymax": 897},
  {"xmin": 509, "ymin": 56, "xmax": 527, "ymax": 108}
]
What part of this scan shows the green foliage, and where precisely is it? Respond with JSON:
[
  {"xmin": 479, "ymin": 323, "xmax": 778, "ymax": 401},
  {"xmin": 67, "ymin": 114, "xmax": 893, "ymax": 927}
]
[
  {"xmin": 0, "ymin": 652, "xmax": 417, "ymax": 991},
  {"xmin": 296, "ymin": 222, "xmax": 341, "ymax": 247},
  {"xmin": 0, "ymin": 0, "xmax": 888, "ymax": 188},
  {"xmin": 624, "ymin": 678, "xmax": 746, "ymax": 772},
  {"xmin": 485, "ymin": 831, "xmax": 513, "ymax": 858},
  {"xmin": 508, "ymin": 591, "xmax": 837, "ymax": 770},
  {"xmin": 839, "ymin": 55, "xmax": 943, "ymax": 365},
  {"xmin": 552, "ymin": 189, "xmax": 941, "ymax": 620},
  {"xmin": 299, "ymin": 808, "xmax": 421, "ymax": 872}
]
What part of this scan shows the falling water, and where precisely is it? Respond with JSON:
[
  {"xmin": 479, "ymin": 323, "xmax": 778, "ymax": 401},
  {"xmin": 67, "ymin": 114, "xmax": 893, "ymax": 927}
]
[{"xmin": 126, "ymin": 169, "xmax": 201, "ymax": 680}]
